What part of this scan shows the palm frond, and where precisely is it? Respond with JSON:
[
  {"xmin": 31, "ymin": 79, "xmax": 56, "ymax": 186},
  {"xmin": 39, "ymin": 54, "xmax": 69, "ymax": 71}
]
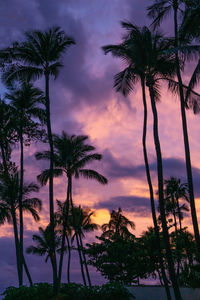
[
  {"xmin": 2, "ymin": 64, "xmax": 43, "ymax": 86},
  {"xmin": 35, "ymin": 151, "xmax": 51, "ymax": 161},
  {"xmin": 37, "ymin": 168, "xmax": 63, "ymax": 186},
  {"xmin": 79, "ymin": 169, "xmax": 108, "ymax": 185},
  {"xmin": 114, "ymin": 66, "xmax": 139, "ymax": 96}
]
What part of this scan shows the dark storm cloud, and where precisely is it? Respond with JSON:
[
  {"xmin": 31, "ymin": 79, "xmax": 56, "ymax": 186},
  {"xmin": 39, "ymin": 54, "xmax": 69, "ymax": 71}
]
[
  {"xmin": 102, "ymin": 149, "xmax": 146, "ymax": 179},
  {"xmin": 103, "ymin": 150, "xmax": 200, "ymax": 196},
  {"xmin": 95, "ymin": 195, "xmax": 152, "ymax": 217}
]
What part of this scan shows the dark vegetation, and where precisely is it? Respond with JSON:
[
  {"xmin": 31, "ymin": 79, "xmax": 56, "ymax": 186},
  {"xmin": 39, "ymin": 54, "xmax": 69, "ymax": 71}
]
[{"xmin": 0, "ymin": 1, "xmax": 200, "ymax": 299}]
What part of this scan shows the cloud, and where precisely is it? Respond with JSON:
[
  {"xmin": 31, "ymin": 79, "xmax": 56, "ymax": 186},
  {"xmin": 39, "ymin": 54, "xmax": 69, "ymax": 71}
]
[{"xmin": 95, "ymin": 195, "xmax": 152, "ymax": 217}]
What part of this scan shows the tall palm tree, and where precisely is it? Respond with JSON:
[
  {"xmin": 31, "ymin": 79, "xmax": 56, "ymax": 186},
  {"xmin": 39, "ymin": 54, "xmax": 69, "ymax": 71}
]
[
  {"xmin": 0, "ymin": 168, "xmax": 42, "ymax": 285},
  {"xmin": 102, "ymin": 23, "xmax": 178, "ymax": 300},
  {"xmin": 71, "ymin": 206, "xmax": 99, "ymax": 286},
  {"xmin": 26, "ymin": 225, "xmax": 61, "ymax": 269},
  {"xmin": 35, "ymin": 131, "xmax": 108, "ymax": 285},
  {"xmin": 5, "ymin": 82, "xmax": 45, "ymax": 284},
  {"xmin": 1, "ymin": 27, "xmax": 75, "ymax": 291},
  {"xmin": 148, "ymin": 0, "xmax": 200, "ymax": 256}
]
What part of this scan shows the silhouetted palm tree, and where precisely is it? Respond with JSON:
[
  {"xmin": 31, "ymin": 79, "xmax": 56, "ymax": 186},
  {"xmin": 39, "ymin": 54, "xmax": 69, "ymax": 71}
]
[
  {"xmin": 1, "ymin": 27, "xmax": 75, "ymax": 291},
  {"xmin": 103, "ymin": 23, "xmax": 179, "ymax": 300},
  {"xmin": 35, "ymin": 132, "xmax": 107, "ymax": 285},
  {"xmin": 26, "ymin": 225, "xmax": 61, "ymax": 269},
  {"xmin": 102, "ymin": 207, "xmax": 135, "ymax": 240},
  {"xmin": 164, "ymin": 177, "xmax": 189, "ymax": 231},
  {"xmin": 5, "ymin": 82, "xmax": 45, "ymax": 284},
  {"xmin": 148, "ymin": 0, "xmax": 200, "ymax": 259},
  {"xmin": 0, "ymin": 168, "xmax": 41, "ymax": 285}
]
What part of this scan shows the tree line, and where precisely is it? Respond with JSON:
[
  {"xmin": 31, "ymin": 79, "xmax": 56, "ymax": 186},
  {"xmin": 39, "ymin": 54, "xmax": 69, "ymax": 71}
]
[{"xmin": 0, "ymin": 1, "xmax": 200, "ymax": 300}]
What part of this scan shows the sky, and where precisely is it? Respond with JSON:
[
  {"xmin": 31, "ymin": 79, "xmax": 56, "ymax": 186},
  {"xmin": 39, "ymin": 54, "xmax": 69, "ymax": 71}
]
[{"xmin": 0, "ymin": 0, "xmax": 200, "ymax": 293}]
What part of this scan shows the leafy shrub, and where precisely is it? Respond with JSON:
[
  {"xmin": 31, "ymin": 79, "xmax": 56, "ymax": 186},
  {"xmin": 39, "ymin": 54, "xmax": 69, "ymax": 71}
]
[
  {"xmin": 99, "ymin": 282, "xmax": 134, "ymax": 300},
  {"xmin": 2, "ymin": 283, "xmax": 53, "ymax": 300},
  {"xmin": 2, "ymin": 282, "xmax": 134, "ymax": 300}
]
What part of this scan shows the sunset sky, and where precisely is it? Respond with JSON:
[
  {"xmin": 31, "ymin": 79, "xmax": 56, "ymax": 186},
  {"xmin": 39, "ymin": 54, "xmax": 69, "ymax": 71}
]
[{"xmin": 0, "ymin": 0, "xmax": 200, "ymax": 292}]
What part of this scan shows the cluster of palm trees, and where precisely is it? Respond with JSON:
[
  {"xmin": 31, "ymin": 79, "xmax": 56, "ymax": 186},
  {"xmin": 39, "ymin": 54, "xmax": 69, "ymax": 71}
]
[
  {"xmin": 102, "ymin": 1, "xmax": 200, "ymax": 300},
  {"xmin": 0, "ymin": 27, "xmax": 107, "ymax": 295},
  {"xmin": 0, "ymin": 1, "xmax": 199, "ymax": 299}
]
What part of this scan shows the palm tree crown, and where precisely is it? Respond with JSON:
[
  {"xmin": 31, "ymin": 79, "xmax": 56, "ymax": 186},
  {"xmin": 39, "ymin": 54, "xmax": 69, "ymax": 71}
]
[
  {"xmin": 36, "ymin": 131, "xmax": 108, "ymax": 186},
  {"xmin": 0, "ymin": 169, "xmax": 42, "ymax": 225},
  {"xmin": 102, "ymin": 207, "xmax": 135, "ymax": 240},
  {"xmin": 26, "ymin": 225, "xmax": 61, "ymax": 263},
  {"xmin": 1, "ymin": 27, "xmax": 75, "ymax": 84},
  {"xmin": 103, "ymin": 22, "xmax": 176, "ymax": 97}
]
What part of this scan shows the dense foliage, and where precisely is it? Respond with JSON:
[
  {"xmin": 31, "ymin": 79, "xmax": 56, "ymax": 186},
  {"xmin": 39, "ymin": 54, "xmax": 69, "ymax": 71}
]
[{"xmin": 2, "ymin": 282, "xmax": 134, "ymax": 300}]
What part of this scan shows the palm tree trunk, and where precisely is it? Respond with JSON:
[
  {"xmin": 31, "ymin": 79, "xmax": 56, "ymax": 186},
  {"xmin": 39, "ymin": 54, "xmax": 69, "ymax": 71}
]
[
  {"xmin": 1, "ymin": 143, "xmax": 32, "ymax": 286},
  {"xmin": 177, "ymin": 199, "xmax": 182, "ymax": 230},
  {"xmin": 22, "ymin": 255, "xmax": 33, "ymax": 286},
  {"xmin": 79, "ymin": 233, "xmax": 92, "ymax": 287},
  {"xmin": 19, "ymin": 129, "xmax": 24, "ymax": 285},
  {"xmin": 66, "ymin": 234, "xmax": 71, "ymax": 283},
  {"xmin": 172, "ymin": 206, "xmax": 181, "ymax": 280},
  {"xmin": 141, "ymin": 78, "xmax": 171, "ymax": 300},
  {"xmin": 11, "ymin": 205, "xmax": 21, "ymax": 286},
  {"xmin": 149, "ymin": 85, "xmax": 182, "ymax": 300},
  {"xmin": 58, "ymin": 181, "xmax": 70, "ymax": 284},
  {"xmin": 0, "ymin": 143, "xmax": 9, "ymax": 175},
  {"xmin": 45, "ymin": 72, "xmax": 58, "ymax": 292},
  {"xmin": 69, "ymin": 175, "xmax": 87, "ymax": 286},
  {"xmin": 173, "ymin": 6, "xmax": 200, "ymax": 255},
  {"xmin": 157, "ymin": 268, "xmax": 164, "ymax": 286}
]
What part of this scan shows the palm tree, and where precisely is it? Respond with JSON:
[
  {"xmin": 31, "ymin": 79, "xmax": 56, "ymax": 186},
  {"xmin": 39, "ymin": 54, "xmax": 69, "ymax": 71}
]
[
  {"xmin": 35, "ymin": 131, "xmax": 108, "ymax": 285},
  {"xmin": 71, "ymin": 206, "xmax": 99, "ymax": 286},
  {"xmin": 26, "ymin": 225, "xmax": 61, "ymax": 269},
  {"xmin": 147, "ymin": 0, "xmax": 200, "ymax": 257},
  {"xmin": 164, "ymin": 177, "xmax": 189, "ymax": 231},
  {"xmin": 1, "ymin": 27, "xmax": 75, "ymax": 291},
  {"xmin": 102, "ymin": 23, "xmax": 179, "ymax": 300},
  {"xmin": 101, "ymin": 207, "xmax": 135, "ymax": 240},
  {"xmin": 5, "ymin": 82, "xmax": 45, "ymax": 284},
  {"xmin": 0, "ymin": 168, "xmax": 42, "ymax": 286}
]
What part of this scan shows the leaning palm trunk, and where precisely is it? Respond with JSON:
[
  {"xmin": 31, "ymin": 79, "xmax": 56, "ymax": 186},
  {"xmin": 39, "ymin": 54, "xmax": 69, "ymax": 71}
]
[
  {"xmin": 141, "ymin": 78, "xmax": 171, "ymax": 300},
  {"xmin": 22, "ymin": 255, "xmax": 33, "ymax": 286},
  {"xmin": 66, "ymin": 234, "xmax": 71, "ymax": 283},
  {"xmin": 0, "ymin": 143, "xmax": 9, "ymax": 175},
  {"xmin": 174, "ymin": 6, "xmax": 200, "ymax": 254},
  {"xmin": 45, "ymin": 72, "xmax": 58, "ymax": 292},
  {"xmin": 19, "ymin": 129, "xmax": 24, "ymax": 285},
  {"xmin": 69, "ymin": 175, "xmax": 87, "ymax": 286},
  {"xmin": 79, "ymin": 233, "xmax": 92, "ymax": 287},
  {"xmin": 11, "ymin": 204, "xmax": 21, "ymax": 285},
  {"xmin": 149, "ymin": 84, "xmax": 182, "ymax": 300},
  {"xmin": 177, "ymin": 199, "xmax": 182, "ymax": 231},
  {"xmin": 1, "ymin": 142, "xmax": 32, "ymax": 285},
  {"xmin": 11, "ymin": 204, "xmax": 33, "ymax": 286},
  {"xmin": 58, "ymin": 182, "xmax": 70, "ymax": 283}
]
